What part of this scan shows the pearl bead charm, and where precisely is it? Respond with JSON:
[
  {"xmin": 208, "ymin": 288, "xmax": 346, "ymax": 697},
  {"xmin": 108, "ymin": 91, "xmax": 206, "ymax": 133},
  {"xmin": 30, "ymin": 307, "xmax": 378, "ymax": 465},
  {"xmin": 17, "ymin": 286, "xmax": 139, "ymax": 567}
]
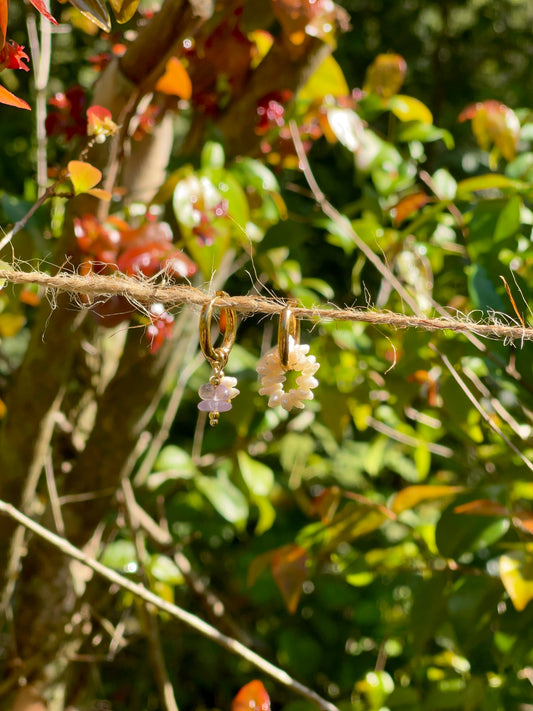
[{"xmin": 256, "ymin": 336, "xmax": 319, "ymax": 412}]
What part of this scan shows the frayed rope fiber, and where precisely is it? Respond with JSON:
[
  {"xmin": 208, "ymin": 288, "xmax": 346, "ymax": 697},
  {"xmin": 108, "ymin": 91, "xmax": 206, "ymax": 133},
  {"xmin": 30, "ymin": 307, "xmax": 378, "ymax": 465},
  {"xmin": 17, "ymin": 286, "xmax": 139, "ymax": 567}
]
[{"xmin": 1, "ymin": 267, "xmax": 533, "ymax": 344}]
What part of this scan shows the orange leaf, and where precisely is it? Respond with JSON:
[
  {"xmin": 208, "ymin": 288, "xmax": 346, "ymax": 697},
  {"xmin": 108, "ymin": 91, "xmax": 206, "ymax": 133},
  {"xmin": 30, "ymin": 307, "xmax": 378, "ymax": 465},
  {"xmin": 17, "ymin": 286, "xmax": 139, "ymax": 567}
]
[
  {"xmin": 270, "ymin": 543, "xmax": 307, "ymax": 614},
  {"xmin": 232, "ymin": 681, "xmax": 270, "ymax": 711},
  {"xmin": 454, "ymin": 499, "xmax": 509, "ymax": 516},
  {"xmin": 391, "ymin": 191, "xmax": 430, "ymax": 225},
  {"xmin": 87, "ymin": 188, "xmax": 111, "ymax": 202},
  {"xmin": 0, "ymin": 83, "xmax": 30, "ymax": 110},
  {"xmin": 68, "ymin": 160, "xmax": 102, "ymax": 195},
  {"xmin": 0, "ymin": 0, "xmax": 7, "ymax": 46},
  {"xmin": 155, "ymin": 57, "xmax": 192, "ymax": 100},
  {"xmin": 513, "ymin": 511, "xmax": 533, "ymax": 535}
]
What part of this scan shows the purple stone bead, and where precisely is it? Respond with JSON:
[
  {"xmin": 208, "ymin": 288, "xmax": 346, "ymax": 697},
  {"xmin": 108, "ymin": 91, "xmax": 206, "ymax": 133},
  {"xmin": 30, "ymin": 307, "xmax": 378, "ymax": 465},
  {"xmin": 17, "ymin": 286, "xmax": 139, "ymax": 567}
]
[
  {"xmin": 198, "ymin": 400, "xmax": 232, "ymax": 412},
  {"xmin": 198, "ymin": 383, "xmax": 230, "ymax": 400}
]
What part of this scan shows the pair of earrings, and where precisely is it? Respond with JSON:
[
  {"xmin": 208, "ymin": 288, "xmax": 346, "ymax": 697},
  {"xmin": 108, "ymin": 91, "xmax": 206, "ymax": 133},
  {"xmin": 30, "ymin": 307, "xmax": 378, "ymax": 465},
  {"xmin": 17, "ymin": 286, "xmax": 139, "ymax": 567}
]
[{"xmin": 197, "ymin": 292, "xmax": 320, "ymax": 426}]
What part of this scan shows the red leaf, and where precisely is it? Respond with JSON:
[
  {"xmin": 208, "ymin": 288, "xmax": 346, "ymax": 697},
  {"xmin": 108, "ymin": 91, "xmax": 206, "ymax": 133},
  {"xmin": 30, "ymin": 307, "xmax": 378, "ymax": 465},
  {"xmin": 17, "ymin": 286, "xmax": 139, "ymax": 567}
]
[
  {"xmin": 28, "ymin": 0, "xmax": 57, "ymax": 24},
  {"xmin": 232, "ymin": 681, "xmax": 270, "ymax": 711},
  {"xmin": 0, "ymin": 83, "xmax": 30, "ymax": 110},
  {"xmin": 270, "ymin": 543, "xmax": 308, "ymax": 614}
]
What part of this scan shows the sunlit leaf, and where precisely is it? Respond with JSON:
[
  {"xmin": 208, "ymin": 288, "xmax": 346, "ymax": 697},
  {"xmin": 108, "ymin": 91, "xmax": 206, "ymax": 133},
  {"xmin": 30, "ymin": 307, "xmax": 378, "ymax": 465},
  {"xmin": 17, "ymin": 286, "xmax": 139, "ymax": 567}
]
[
  {"xmin": 364, "ymin": 53, "xmax": 406, "ymax": 97},
  {"xmin": 100, "ymin": 540, "xmax": 137, "ymax": 572},
  {"xmin": 237, "ymin": 451, "xmax": 274, "ymax": 497},
  {"xmin": 460, "ymin": 100, "xmax": 520, "ymax": 161},
  {"xmin": 196, "ymin": 473, "xmax": 248, "ymax": 525},
  {"xmin": 299, "ymin": 55, "xmax": 349, "ymax": 101},
  {"xmin": 109, "ymin": 0, "xmax": 139, "ymax": 23},
  {"xmin": 149, "ymin": 555, "xmax": 184, "ymax": 585},
  {"xmin": 392, "ymin": 485, "xmax": 464, "ymax": 514},
  {"xmin": 68, "ymin": 160, "xmax": 102, "ymax": 195},
  {"xmin": 456, "ymin": 174, "xmax": 523, "ymax": 196},
  {"xmin": 499, "ymin": 552, "xmax": 533, "ymax": 611},
  {"xmin": 389, "ymin": 95, "xmax": 433, "ymax": 124},
  {"xmin": 0, "ymin": 84, "xmax": 30, "ymax": 110},
  {"xmin": 232, "ymin": 681, "xmax": 270, "ymax": 711},
  {"xmin": 67, "ymin": 0, "xmax": 111, "ymax": 32},
  {"xmin": 326, "ymin": 107, "xmax": 364, "ymax": 152},
  {"xmin": 155, "ymin": 57, "xmax": 192, "ymax": 100},
  {"xmin": 270, "ymin": 543, "xmax": 308, "ymax": 614}
]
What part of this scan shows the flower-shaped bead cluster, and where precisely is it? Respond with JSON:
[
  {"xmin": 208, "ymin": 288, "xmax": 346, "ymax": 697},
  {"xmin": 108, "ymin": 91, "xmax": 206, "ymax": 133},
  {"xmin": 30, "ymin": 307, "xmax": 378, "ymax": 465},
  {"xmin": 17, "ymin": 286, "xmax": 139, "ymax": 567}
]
[{"xmin": 256, "ymin": 336, "xmax": 319, "ymax": 412}]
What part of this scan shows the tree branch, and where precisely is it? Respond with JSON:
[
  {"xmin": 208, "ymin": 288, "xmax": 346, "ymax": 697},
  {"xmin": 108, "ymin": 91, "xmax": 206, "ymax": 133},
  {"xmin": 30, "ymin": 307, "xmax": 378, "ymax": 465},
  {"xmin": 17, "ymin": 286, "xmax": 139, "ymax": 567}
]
[{"xmin": 0, "ymin": 499, "xmax": 340, "ymax": 711}]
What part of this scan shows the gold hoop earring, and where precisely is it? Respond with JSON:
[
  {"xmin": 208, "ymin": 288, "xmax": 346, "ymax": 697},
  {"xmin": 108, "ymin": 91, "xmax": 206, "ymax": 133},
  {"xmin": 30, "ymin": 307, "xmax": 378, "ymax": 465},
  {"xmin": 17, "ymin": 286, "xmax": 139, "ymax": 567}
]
[
  {"xmin": 257, "ymin": 304, "xmax": 319, "ymax": 412},
  {"xmin": 277, "ymin": 303, "xmax": 300, "ymax": 371},
  {"xmin": 197, "ymin": 291, "xmax": 239, "ymax": 426}
]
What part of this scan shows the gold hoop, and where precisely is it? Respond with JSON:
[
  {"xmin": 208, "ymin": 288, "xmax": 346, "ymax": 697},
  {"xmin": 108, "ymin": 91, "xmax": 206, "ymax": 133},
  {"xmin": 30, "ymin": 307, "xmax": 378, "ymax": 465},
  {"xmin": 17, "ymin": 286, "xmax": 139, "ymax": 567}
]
[
  {"xmin": 199, "ymin": 291, "xmax": 237, "ymax": 366},
  {"xmin": 278, "ymin": 303, "xmax": 300, "ymax": 371}
]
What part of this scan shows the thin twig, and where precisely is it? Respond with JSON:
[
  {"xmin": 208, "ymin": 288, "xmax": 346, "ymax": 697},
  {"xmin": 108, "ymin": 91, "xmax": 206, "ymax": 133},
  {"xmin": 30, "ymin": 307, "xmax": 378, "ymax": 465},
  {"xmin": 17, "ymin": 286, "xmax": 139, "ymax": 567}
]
[
  {"xmin": 0, "ymin": 499, "xmax": 340, "ymax": 711},
  {"xmin": 432, "ymin": 345, "xmax": 533, "ymax": 473},
  {"xmin": 120, "ymin": 478, "xmax": 180, "ymax": 711}
]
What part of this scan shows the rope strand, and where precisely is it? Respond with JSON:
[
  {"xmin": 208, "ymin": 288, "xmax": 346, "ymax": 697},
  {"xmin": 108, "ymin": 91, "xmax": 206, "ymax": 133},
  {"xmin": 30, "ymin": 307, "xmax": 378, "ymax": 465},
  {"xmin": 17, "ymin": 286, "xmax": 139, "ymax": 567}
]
[{"xmin": 1, "ymin": 267, "xmax": 532, "ymax": 344}]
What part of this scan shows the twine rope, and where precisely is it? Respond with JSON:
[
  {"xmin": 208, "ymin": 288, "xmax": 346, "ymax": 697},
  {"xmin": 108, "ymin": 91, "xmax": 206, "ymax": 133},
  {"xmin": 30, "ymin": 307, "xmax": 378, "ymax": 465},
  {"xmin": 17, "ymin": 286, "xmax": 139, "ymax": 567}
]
[{"xmin": 1, "ymin": 267, "xmax": 532, "ymax": 344}]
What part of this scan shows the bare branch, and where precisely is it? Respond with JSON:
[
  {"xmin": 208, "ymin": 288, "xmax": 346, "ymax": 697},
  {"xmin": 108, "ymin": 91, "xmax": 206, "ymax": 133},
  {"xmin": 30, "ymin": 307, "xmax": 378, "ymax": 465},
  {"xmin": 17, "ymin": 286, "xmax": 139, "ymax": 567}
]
[{"xmin": 0, "ymin": 499, "xmax": 341, "ymax": 711}]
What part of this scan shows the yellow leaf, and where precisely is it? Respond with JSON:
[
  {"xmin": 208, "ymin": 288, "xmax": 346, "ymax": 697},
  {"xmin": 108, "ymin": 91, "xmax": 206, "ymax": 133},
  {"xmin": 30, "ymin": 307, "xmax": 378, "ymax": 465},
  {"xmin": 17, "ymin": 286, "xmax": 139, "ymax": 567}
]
[
  {"xmin": 299, "ymin": 55, "xmax": 349, "ymax": 102},
  {"xmin": 392, "ymin": 485, "xmax": 464, "ymax": 514},
  {"xmin": 499, "ymin": 552, "xmax": 533, "ymax": 611},
  {"xmin": 364, "ymin": 54, "xmax": 406, "ymax": 97},
  {"xmin": 68, "ymin": 160, "xmax": 102, "ymax": 195},
  {"xmin": 0, "ymin": 313, "xmax": 26, "ymax": 337},
  {"xmin": 108, "ymin": 0, "xmax": 139, "ymax": 23},
  {"xmin": 388, "ymin": 95, "xmax": 433, "ymax": 125}
]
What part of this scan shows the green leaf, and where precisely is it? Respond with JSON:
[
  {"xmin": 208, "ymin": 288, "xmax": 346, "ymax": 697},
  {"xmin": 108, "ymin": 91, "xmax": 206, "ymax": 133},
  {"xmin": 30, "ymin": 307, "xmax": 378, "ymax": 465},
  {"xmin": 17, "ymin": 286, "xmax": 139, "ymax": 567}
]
[
  {"xmin": 237, "ymin": 451, "xmax": 274, "ymax": 497},
  {"xmin": 435, "ymin": 497, "xmax": 509, "ymax": 558},
  {"xmin": 196, "ymin": 473, "xmax": 249, "ymax": 524},
  {"xmin": 494, "ymin": 195, "xmax": 521, "ymax": 241},
  {"xmin": 432, "ymin": 168, "xmax": 457, "ymax": 200},
  {"xmin": 456, "ymin": 174, "xmax": 524, "ymax": 197},
  {"xmin": 149, "ymin": 555, "xmax": 184, "ymax": 585},
  {"xmin": 100, "ymin": 540, "xmax": 137, "ymax": 572},
  {"xmin": 201, "ymin": 141, "xmax": 225, "ymax": 170},
  {"xmin": 467, "ymin": 263, "xmax": 506, "ymax": 312},
  {"xmin": 147, "ymin": 445, "xmax": 198, "ymax": 489}
]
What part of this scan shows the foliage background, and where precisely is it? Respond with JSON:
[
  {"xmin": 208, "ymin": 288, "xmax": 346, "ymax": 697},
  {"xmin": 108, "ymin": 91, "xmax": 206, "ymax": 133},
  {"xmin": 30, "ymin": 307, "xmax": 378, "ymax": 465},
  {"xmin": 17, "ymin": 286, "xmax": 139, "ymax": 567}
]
[{"xmin": 2, "ymin": 2, "xmax": 533, "ymax": 711}]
